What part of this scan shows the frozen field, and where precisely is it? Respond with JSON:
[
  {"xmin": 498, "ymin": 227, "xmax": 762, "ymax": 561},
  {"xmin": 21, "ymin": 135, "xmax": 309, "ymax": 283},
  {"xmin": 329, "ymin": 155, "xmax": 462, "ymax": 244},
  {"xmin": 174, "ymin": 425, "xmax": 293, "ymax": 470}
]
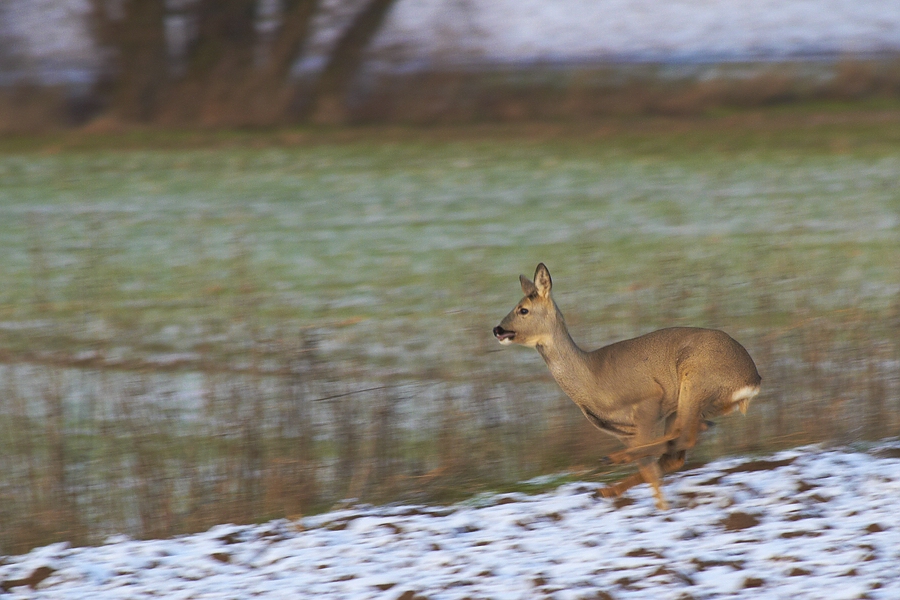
[{"xmin": 3, "ymin": 441, "xmax": 899, "ymax": 599}]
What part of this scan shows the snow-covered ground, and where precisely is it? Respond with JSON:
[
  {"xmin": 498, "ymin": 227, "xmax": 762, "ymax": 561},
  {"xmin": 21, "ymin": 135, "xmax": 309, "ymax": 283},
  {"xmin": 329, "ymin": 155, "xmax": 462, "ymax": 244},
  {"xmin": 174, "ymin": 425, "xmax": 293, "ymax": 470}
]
[
  {"xmin": 372, "ymin": 0, "xmax": 900, "ymax": 67},
  {"xmin": 3, "ymin": 442, "xmax": 900, "ymax": 599},
  {"xmin": 5, "ymin": 0, "xmax": 900, "ymax": 86}
]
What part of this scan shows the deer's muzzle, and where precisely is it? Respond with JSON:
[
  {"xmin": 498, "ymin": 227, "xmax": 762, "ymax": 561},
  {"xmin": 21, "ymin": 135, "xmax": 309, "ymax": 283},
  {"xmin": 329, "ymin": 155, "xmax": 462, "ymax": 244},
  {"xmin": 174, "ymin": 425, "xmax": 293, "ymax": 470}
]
[{"xmin": 493, "ymin": 325, "xmax": 515, "ymax": 343}]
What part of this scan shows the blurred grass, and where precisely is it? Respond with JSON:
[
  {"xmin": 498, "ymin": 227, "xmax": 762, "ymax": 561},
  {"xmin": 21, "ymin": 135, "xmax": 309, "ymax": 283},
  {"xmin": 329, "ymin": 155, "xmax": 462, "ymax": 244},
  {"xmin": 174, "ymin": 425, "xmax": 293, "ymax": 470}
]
[
  {"xmin": 0, "ymin": 107, "xmax": 898, "ymax": 553},
  {"xmin": 2, "ymin": 111, "xmax": 898, "ymax": 361}
]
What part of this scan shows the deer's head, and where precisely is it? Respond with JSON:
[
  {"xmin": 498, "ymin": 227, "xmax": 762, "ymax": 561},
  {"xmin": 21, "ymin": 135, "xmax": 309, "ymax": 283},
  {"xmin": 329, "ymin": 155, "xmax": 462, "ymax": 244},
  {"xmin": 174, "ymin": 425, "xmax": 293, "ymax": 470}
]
[{"xmin": 493, "ymin": 263, "xmax": 557, "ymax": 348}]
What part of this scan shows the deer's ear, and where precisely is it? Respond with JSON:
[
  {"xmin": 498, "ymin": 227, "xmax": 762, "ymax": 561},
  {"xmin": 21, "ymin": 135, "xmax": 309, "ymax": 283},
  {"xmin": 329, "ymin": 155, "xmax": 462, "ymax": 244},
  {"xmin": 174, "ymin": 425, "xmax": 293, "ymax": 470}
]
[
  {"xmin": 534, "ymin": 263, "xmax": 552, "ymax": 298},
  {"xmin": 520, "ymin": 275, "xmax": 538, "ymax": 297}
]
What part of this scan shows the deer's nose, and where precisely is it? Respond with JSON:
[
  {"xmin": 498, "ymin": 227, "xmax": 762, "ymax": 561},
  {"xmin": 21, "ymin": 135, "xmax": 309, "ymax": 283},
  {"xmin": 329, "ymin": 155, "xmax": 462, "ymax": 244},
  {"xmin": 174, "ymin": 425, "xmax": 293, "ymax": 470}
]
[{"xmin": 493, "ymin": 326, "xmax": 515, "ymax": 342}]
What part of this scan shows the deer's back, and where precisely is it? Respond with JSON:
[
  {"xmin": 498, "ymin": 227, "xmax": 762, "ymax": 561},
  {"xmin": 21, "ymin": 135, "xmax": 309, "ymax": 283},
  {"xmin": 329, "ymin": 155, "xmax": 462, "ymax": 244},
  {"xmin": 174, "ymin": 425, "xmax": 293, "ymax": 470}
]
[{"xmin": 589, "ymin": 327, "xmax": 760, "ymax": 412}]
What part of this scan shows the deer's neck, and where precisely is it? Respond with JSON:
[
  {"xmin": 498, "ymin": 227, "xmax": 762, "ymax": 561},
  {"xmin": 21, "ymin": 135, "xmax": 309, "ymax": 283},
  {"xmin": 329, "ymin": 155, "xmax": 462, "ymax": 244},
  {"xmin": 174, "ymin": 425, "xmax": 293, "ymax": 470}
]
[
  {"xmin": 535, "ymin": 313, "xmax": 596, "ymax": 403},
  {"xmin": 535, "ymin": 321, "xmax": 584, "ymax": 365}
]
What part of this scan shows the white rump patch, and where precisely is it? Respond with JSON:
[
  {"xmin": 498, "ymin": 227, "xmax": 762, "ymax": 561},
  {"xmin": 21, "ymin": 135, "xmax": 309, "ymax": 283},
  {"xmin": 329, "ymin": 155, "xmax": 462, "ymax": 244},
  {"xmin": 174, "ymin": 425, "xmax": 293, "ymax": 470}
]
[{"xmin": 731, "ymin": 385, "xmax": 760, "ymax": 415}]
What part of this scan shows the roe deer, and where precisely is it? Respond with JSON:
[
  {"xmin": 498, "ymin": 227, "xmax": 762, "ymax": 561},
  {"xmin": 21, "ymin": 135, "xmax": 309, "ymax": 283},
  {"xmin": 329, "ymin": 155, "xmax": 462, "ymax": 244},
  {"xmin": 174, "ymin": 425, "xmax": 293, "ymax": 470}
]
[{"xmin": 493, "ymin": 263, "xmax": 760, "ymax": 509}]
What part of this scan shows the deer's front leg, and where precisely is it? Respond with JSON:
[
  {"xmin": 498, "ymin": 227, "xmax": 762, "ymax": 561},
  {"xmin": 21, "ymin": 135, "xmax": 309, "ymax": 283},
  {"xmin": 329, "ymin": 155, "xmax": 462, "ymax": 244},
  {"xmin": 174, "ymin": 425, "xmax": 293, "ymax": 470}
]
[
  {"xmin": 601, "ymin": 399, "xmax": 673, "ymax": 464},
  {"xmin": 598, "ymin": 450, "xmax": 686, "ymax": 503},
  {"xmin": 598, "ymin": 456, "xmax": 669, "ymax": 510},
  {"xmin": 604, "ymin": 377, "xmax": 705, "ymax": 464}
]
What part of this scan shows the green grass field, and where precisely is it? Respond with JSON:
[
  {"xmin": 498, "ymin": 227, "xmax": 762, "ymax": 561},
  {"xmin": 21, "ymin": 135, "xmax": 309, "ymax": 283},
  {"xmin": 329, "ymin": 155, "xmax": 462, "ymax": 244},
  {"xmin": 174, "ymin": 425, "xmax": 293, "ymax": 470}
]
[
  {"xmin": 1, "ymin": 109, "xmax": 899, "ymax": 552},
  {"xmin": 1, "ymin": 113, "xmax": 898, "ymax": 366}
]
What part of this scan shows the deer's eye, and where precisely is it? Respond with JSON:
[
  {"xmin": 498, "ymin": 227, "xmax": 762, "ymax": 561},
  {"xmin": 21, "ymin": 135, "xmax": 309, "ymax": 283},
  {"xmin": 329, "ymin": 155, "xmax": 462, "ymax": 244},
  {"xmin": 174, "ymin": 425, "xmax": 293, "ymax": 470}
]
[{"xmin": 518, "ymin": 307, "xmax": 529, "ymax": 315}]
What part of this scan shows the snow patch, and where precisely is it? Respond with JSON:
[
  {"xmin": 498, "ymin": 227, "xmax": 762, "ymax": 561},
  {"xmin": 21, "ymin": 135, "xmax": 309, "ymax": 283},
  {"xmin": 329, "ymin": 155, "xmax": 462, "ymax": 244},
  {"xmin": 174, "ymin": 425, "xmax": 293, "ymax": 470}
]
[{"xmin": 3, "ymin": 443, "xmax": 900, "ymax": 598}]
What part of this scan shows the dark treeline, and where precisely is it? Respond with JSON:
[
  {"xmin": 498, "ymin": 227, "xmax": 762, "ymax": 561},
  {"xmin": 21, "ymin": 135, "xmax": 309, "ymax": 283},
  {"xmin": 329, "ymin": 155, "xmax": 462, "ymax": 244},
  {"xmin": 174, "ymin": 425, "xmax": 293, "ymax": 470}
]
[
  {"xmin": 2, "ymin": 1, "xmax": 900, "ymax": 131},
  {"xmin": 89, "ymin": 0, "xmax": 397, "ymax": 125},
  {"xmin": 1, "ymin": 0, "xmax": 399, "ymax": 131}
]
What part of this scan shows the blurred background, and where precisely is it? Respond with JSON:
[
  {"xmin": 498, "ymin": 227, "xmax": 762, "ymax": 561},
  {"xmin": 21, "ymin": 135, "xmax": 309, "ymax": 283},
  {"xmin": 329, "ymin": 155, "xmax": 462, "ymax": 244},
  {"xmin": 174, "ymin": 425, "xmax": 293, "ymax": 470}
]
[{"xmin": 0, "ymin": 0, "xmax": 899, "ymax": 555}]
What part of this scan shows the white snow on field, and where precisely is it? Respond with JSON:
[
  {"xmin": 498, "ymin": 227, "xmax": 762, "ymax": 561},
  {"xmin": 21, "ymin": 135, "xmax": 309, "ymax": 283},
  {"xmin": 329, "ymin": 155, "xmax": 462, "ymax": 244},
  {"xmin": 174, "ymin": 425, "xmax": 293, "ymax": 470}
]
[
  {"xmin": 372, "ymin": 0, "xmax": 900, "ymax": 66},
  {"xmin": 3, "ymin": 442, "xmax": 900, "ymax": 599},
  {"xmin": 6, "ymin": 0, "xmax": 900, "ymax": 85},
  {"xmin": 0, "ymin": 0, "xmax": 98, "ymax": 84}
]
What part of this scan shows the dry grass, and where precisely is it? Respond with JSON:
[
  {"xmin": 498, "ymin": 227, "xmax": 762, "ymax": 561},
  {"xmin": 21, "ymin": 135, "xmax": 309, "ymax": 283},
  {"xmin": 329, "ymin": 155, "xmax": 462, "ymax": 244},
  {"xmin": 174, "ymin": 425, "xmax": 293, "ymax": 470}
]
[
  {"xmin": 352, "ymin": 57, "xmax": 900, "ymax": 124},
  {"xmin": 3, "ymin": 57, "xmax": 900, "ymax": 132}
]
